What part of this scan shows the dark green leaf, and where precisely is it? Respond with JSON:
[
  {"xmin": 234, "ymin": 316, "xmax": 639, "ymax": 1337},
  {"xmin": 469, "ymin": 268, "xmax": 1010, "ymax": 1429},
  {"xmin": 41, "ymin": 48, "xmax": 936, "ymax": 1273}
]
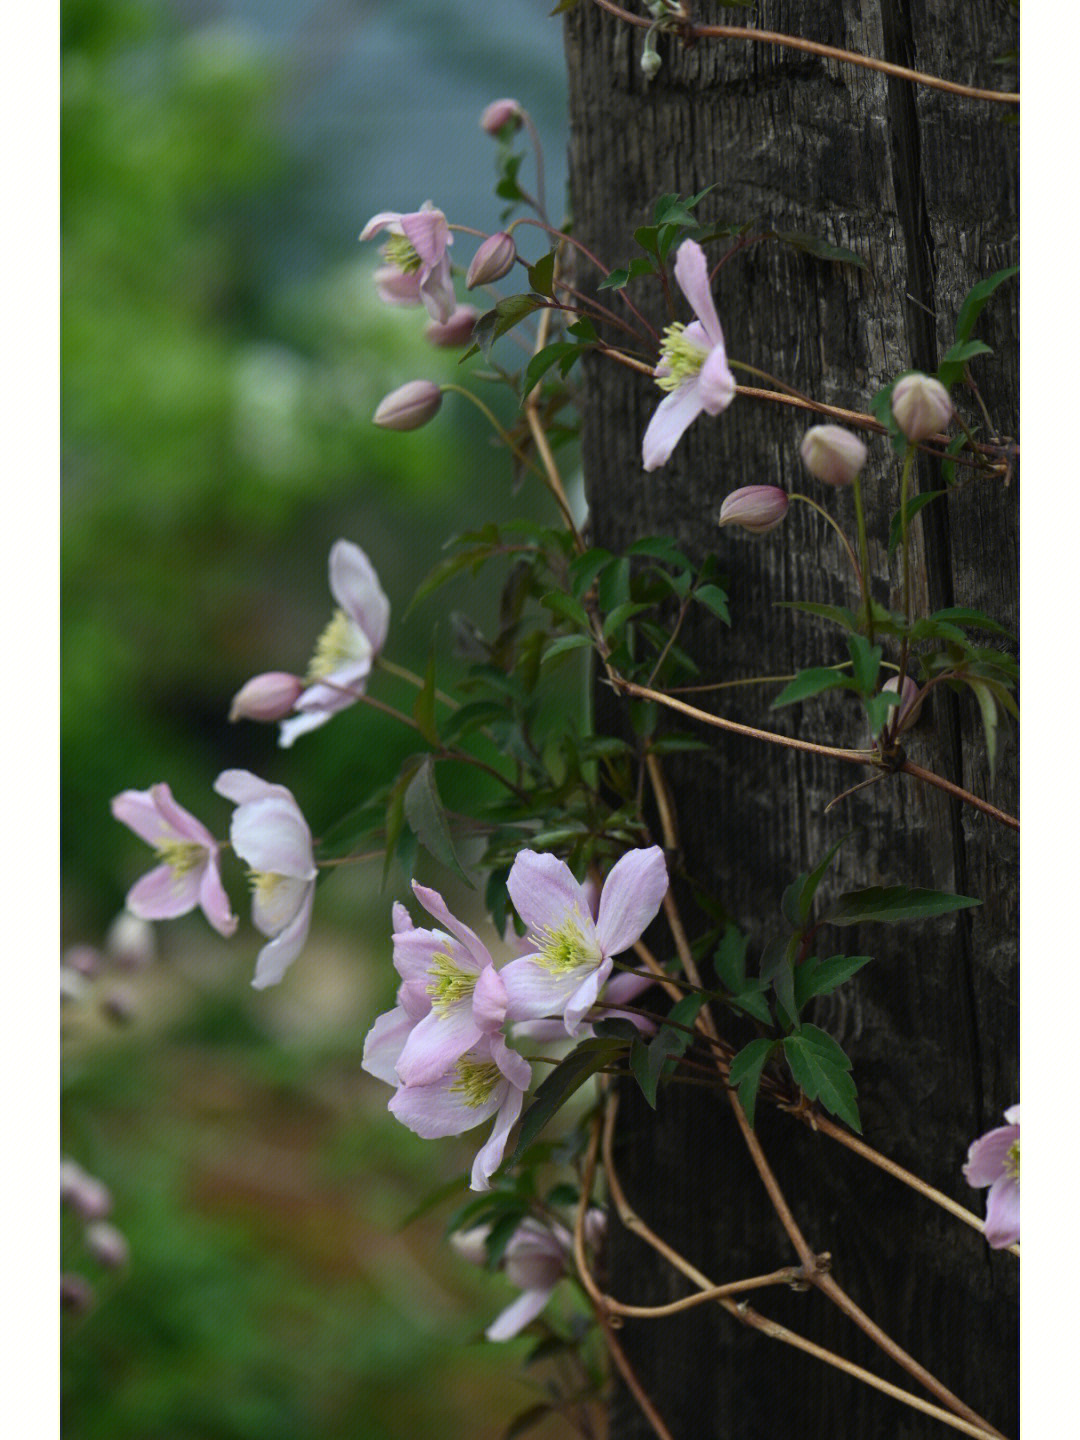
[
  {"xmin": 794, "ymin": 954, "xmax": 873, "ymax": 1010},
  {"xmin": 887, "ymin": 491, "xmax": 945, "ymax": 557},
  {"xmin": 527, "ymin": 251, "xmax": 556, "ymax": 297},
  {"xmin": 773, "ymin": 230, "xmax": 867, "ymax": 268},
  {"xmin": 569, "ymin": 547, "xmax": 615, "ymax": 599},
  {"xmin": 771, "ymin": 668, "xmax": 857, "ymax": 708},
  {"xmin": 728, "ymin": 1039, "xmax": 778, "ymax": 1127},
  {"xmin": 760, "ymin": 933, "xmax": 798, "ymax": 1026},
  {"xmin": 505, "ymin": 1036, "xmax": 627, "ymax": 1167},
  {"xmin": 847, "ymin": 635, "xmax": 882, "ymax": 695},
  {"xmin": 954, "ymin": 265, "xmax": 1019, "ymax": 346},
  {"xmin": 633, "ymin": 994, "xmax": 708, "ymax": 1108},
  {"xmin": 823, "ymin": 885, "xmax": 981, "ymax": 926},
  {"xmin": 520, "ymin": 342, "xmax": 580, "ymax": 401},
  {"xmin": 597, "ymin": 556, "xmax": 630, "ymax": 613},
  {"xmin": 404, "ymin": 756, "xmax": 470, "ymax": 885},
  {"xmin": 862, "ymin": 691, "xmax": 899, "ymax": 737},
  {"xmin": 472, "ymin": 294, "xmax": 546, "ymax": 360},
  {"xmin": 783, "ymin": 1032, "xmax": 861, "ymax": 1131},
  {"xmin": 693, "ymin": 583, "xmax": 731, "ymax": 623},
  {"xmin": 627, "ymin": 536, "xmax": 693, "ymax": 568},
  {"xmin": 567, "ymin": 316, "xmax": 598, "ymax": 341},
  {"xmin": 602, "ymin": 600, "xmax": 653, "ymax": 641},
  {"xmin": 967, "ymin": 679, "xmax": 999, "ymax": 778},
  {"xmin": 597, "ymin": 266, "xmax": 630, "ymax": 292},
  {"xmin": 634, "ymin": 224, "xmax": 660, "ymax": 253},
  {"xmin": 540, "ymin": 590, "xmax": 590, "ymax": 630},
  {"xmin": 541, "ymin": 633, "xmax": 594, "ymax": 665},
  {"xmin": 797, "ymin": 832, "xmax": 854, "ymax": 924},
  {"xmin": 412, "ymin": 651, "xmax": 439, "ymax": 746},
  {"xmin": 937, "ymin": 338, "xmax": 994, "ymax": 390},
  {"xmin": 929, "ymin": 606, "xmax": 1014, "ymax": 638},
  {"xmin": 775, "ymin": 600, "xmax": 859, "ymax": 632}
]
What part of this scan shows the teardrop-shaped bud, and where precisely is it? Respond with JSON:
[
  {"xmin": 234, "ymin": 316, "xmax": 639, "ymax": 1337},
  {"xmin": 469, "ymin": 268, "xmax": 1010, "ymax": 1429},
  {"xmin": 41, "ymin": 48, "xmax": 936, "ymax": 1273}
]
[
  {"xmin": 891, "ymin": 373, "xmax": 953, "ymax": 442},
  {"xmin": 229, "ymin": 672, "xmax": 305, "ymax": 724},
  {"xmin": 799, "ymin": 425, "xmax": 867, "ymax": 486},
  {"xmin": 466, "ymin": 232, "xmax": 517, "ymax": 290},
  {"xmin": 718, "ymin": 486, "xmax": 789, "ymax": 534},
  {"xmin": 480, "ymin": 98, "xmax": 522, "ymax": 135},
  {"xmin": 373, "ymin": 380, "xmax": 443, "ymax": 431}
]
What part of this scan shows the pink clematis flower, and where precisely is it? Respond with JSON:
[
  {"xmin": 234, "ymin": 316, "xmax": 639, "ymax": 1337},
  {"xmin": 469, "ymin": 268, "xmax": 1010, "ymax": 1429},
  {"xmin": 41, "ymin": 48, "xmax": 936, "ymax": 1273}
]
[
  {"xmin": 110, "ymin": 784, "xmax": 237, "ymax": 937},
  {"xmin": 388, "ymin": 1032, "xmax": 532, "ymax": 1191},
  {"xmin": 452, "ymin": 1210, "xmax": 606, "ymax": 1341},
  {"xmin": 278, "ymin": 540, "xmax": 390, "ymax": 748},
  {"xmin": 963, "ymin": 1104, "xmax": 1019, "ymax": 1248},
  {"xmin": 213, "ymin": 771, "xmax": 317, "ymax": 989},
  {"xmin": 642, "ymin": 239, "xmax": 736, "ymax": 471},
  {"xmin": 500, "ymin": 847, "xmax": 668, "ymax": 1036},
  {"xmin": 390, "ymin": 882, "xmax": 509, "ymax": 1088},
  {"xmin": 360, "ymin": 202, "xmax": 455, "ymax": 324}
]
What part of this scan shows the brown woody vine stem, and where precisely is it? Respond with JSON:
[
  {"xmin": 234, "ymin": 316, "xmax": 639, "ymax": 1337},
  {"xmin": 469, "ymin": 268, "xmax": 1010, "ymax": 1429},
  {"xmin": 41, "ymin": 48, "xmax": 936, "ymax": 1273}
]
[{"xmin": 587, "ymin": 1, "xmax": 1019, "ymax": 106}]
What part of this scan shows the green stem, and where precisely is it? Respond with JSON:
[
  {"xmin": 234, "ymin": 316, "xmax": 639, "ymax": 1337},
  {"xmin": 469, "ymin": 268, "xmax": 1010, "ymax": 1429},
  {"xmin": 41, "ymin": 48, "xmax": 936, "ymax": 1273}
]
[
  {"xmin": 788, "ymin": 493, "xmax": 863, "ymax": 591},
  {"xmin": 439, "ymin": 383, "xmax": 547, "ymax": 484},
  {"xmin": 375, "ymin": 655, "xmax": 459, "ymax": 711},
  {"xmin": 894, "ymin": 444, "xmax": 918, "ymax": 703},
  {"xmin": 850, "ymin": 474, "xmax": 874, "ymax": 642}
]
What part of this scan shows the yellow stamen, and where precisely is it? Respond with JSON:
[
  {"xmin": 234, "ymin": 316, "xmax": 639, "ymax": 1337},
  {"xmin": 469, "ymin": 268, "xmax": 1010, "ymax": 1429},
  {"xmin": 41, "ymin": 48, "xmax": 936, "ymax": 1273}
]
[
  {"xmin": 427, "ymin": 951, "xmax": 476, "ymax": 1014},
  {"xmin": 383, "ymin": 232, "xmax": 422, "ymax": 275},
  {"xmin": 655, "ymin": 321, "xmax": 708, "ymax": 392},
  {"xmin": 155, "ymin": 839, "xmax": 205, "ymax": 875},
  {"xmin": 306, "ymin": 609, "xmax": 372, "ymax": 683},
  {"xmin": 1006, "ymin": 1139, "xmax": 1019, "ymax": 1182},
  {"xmin": 248, "ymin": 869, "xmax": 283, "ymax": 899},
  {"xmin": 532, "ymin": 912, "xmax": 599, "ymax": 975},
  {"xmin": 452, "ymin": 1057, "xmax": 500, "ymax": 1107}
]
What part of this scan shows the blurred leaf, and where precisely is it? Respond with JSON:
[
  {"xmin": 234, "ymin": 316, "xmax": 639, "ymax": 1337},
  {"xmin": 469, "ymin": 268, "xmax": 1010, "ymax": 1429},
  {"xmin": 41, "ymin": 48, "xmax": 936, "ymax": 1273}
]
[
  {"xmin": 847, "ymin": 635, "xmax": 882, "ymax": 695},
  {"xmin": 773, "ymin": 230, "xmax": 866, "ymax": 268},
  {"xmin": 887, "ymin": 490, "xmax": 945, "ymax": 557},
  {"xmin": 823, "ymin": 885, "xmax": 981, "ymax": 926},
  {"xmin": 412, "ymin": 652, "xmax": 439, "ymax": 746},
  {"xmin": 968, "ymin": 678, "xmax": 999, "ymax": 778},
  {"xmin": 693, "ymin": 583, "xmax": 731, "ymax": 623},
  {"xmin": 505, "ymin": 1036, "xmax": 627, "ymax": 1168},
  {"xmin": 938, "ymin": 338, "xmax": 994, "ymax": 390},
  {"xmin": 404, "ymin": 757, "xmax": 470, "ymax": 885},
  {"xmin": 527, "ymin": 251, "xmax": 556, "ymax": 297}
]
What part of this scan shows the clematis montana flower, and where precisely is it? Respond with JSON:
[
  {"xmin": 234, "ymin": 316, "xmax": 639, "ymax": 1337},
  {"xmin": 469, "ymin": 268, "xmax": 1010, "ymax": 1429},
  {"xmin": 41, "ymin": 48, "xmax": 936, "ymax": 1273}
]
[
  {"xmin": 111, "ymin": 784, "xmax": 237, "ymax": 937},
  {"xmin": 361, "ymin": 903, "xmax": 433, "ymax": 1085},
  {"xmin": 500, "ymin": 847, "xmax": 669, "ymax": 1036},
  {"xmin": 642, "ymin": 239, "xmax": 736, "ymax": 471},
  {"xmin": 360, "ymin": 202, "xmax": 455, "ymax": 324},
  {"xmin": 278, "ymin": 540, "xmax": 390, "ymax": 748},
  {"xmin": 963, "ymin": 1104, "xmax": 1019, "ymax": 1248},
  {"xmin": 452, "ymin": 1210, "xmax": 606, "ymax": 1341},
  {"xmin": 391, "ymin": 881, "xmax": 509, "ymax": 1088},
  {"xmin": 388, "ymin": 1032, "xmax": 532, "ymax": 1191},
  {"xmin": 214, "ymin": 771, "xmax": 317, "ymax": 989}
]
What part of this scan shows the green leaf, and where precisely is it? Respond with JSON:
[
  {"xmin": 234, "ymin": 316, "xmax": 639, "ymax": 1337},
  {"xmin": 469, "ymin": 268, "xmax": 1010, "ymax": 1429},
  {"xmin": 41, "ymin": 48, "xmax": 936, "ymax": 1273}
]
[
  {"xmin": 569, "ymin": 547, "xmax": 615, "ymax": 599},
  {"xmin": 869, "ymin": 377, "xmax": 909, "ymax": 457},
  {"xmin": 634, "ymin": 224, "xmax": 660, "ymax": 254},
  {"xmin": 862, "ymin": 691, "xmax": 899, "ymax": 737},
  {"xmin": 505, "ymin": 1036, "xmax": 628, "ymax": 1167},
  {"xmin": 541, "ymin": 633, "xmax": 594, "ymax": 665},
  {"xmin": 967, "ymin": 678, "xmax": 999, "ymax": 778},
  {"xmin": 693, "ymin": 583, "xmax": 731, "ymax": 624},
  {"xmin": 760, "ymin": 933, "xmax": 798, "ymax": 1026},
  {"xmin": 472, "ymin": 294, "xmax": 546, "ymax": 360},
  {"xmin": 797, "ymin": 833, "xmax": 854, "ymax": 924},
  {"xmin": 648, "ymin": 733, "xmax": 709, "ymax": 755},
  {"xmin": 403, "ymin": 756, "xmax": 470, "ymax": 885},
  {"xmin": 597, "ymin": 556, "xmax": 630, "ymax": 613},
  {"xmin": 772, "ymin": 230, "xmax": 867, "ymax": 268},
  {"xmin": 929, "ymin": 606, "xmax": 1014, "ymax": 639},
  {"xmin": 412, "ymin": 651, "xmax": 439, "ymax": 746},
  {"xmin": 775, "ymin": 600, "xmax": 859, "ymax": 632},
  {"xmin": 633, "ymin": 994, "xmax": 708, "ymax": 1108},
  {"xmin": 794, "ymin": 954, "xmax": 873, "ymax": 1011},
  {"xmin": 383, "ymin": 757, "xmax": 423, "ymax": 885},
  {"xmin": 887, "ymin": 490, "xmax": 945, "ymax": 557},
  {"xmin": 771, "ymin": 668, "xmax": 857, "ymax": 708},
  {"xmin": 527, "ymin": 251, "xmax": 556, "ymax": 297},
  {"xmin": 954, "ymin": 265, "xmax": 1019, "ymax": 346},
  {"xmin": 520, "ymin": 342, "xmax": 580, "ymax": 401},
  {"xmin": 783, "ymin": 1031, "xmax": 861, "ymax": 1131},
  {"xmin": 540, "ymin": 590, "xmax": 590, "ymax": 631},
  {"xmin": 728, "ymin": 1039, "xmax": 778, "ymax": 1128},
  {"xmin": 937, "ymin": 338, "xmax": 994, "ymax": 390},
  {"xmin": 602, "ymin": 599, "xmax": 652, "ymax": 641},
  {"xmin": 567, "ymin": 317, "xmax": 598, "ymax": 342},
  {"xmin": 847, "ymin": 635, "xmax": 882, "ymax": 695},
  {"xmin": 823, "ymin": 885, "xmax": 981, "ymax": 926},
  {"xmin": 597, "ymin": 266, "xmax": 630, "ymax": 292},
  {"xmin": 627, "ymin": 535, "xmax": 693, "ymax": 568}
]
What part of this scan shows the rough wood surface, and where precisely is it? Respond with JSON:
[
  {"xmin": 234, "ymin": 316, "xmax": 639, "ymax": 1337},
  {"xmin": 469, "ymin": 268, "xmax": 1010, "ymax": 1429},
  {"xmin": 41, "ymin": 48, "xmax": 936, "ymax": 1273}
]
[{"xmin": 562, "ymin": 3, "xmax": 1018, "ymax": 1436}]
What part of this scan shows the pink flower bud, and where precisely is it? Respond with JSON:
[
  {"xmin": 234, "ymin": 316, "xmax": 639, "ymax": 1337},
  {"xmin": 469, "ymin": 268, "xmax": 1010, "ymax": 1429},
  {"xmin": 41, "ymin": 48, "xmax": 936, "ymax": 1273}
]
[
  {"xmin": 229, "ymin": 672, "xmax": 305, "ymax": 724},
  {"xmin": 891, "ymin": 373, "xmax": 953, "ymax": 442},
  {"xmin": 718, "ymin": 486, "xmax": 789, "ymax": 534},
  {"xmin": 61, "ymin": 1273, "xmax": 96, "ymax": 1314},
  {"xmin": 60, "ymin": 1160, "xmax": 113, "ymax": 1221},
  {"xmin": 466, "ymin": 232, "xmax": 517, "ymax": 290},
  {"xmin": 799, "ymin": 425, "xmax": 867, "ymax": 486},
  {"xmin": 63, "ymin": 944, "xmax": 103, "ymax": 979},
  {"xmin": 480, "ymin": 98, "xmax": 522, "ymax": 135},
  {"xmin": 878, "ymin": 674, "xmax": 924, "ymax": 740},
  {"xmin": 85, "ymin": 1221, "xmax": 130, "ymax": 1271},
  {"xmin": 104, "ymin": 912, "xmax": 157, "ymax": 970},
  {"xmin": 425, "ymin": 304, "xmax": 479, "ymax": 348},
  {"xmin": 373, "ymin": 380, "xmax": 443, "ymax": 431}
]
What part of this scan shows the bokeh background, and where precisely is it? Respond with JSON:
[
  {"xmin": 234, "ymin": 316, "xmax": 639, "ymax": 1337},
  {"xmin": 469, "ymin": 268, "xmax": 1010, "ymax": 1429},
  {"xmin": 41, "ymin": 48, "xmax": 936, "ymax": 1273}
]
[{"xmin": 61, "ymin": 2, "xmax": 589, "ymax": 1434}]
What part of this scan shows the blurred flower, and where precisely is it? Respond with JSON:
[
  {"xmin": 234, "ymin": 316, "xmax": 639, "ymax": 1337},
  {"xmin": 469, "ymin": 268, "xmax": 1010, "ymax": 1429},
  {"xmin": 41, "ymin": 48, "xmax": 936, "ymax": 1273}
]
[
  {"xmin": 214, "ymin": 771, "xmax": 317, "ymax": 989},
  {"xmin": 360, "ymin": 203, "xmax": 455, "ymax": 323},
  {"xmin": 426, "ymin": 304, "xmax": 479, "ymax": 347},
  {"xmin": 110, "ymin": 785, "xmax": 236, "ymax": 937},
  {"xmin": 718, "ymin": 485, "xmax": 789, "ymax": 534},
  {"xmin": 61, "ymin": 1273, "xmax": 96, "ymax": 1315},
  {"xmin": 104, "ymin": 912, "xmax": 157, "ymax": 970},
  {"xmin": 501, "ymin": 847, "xmax": 668, "ymax": 1036},
  {"xmin": 480, "ymin": 98, "xmax": 522, "ymax": 135},
  {"xmin": 61, "ymin": 1159, "xmax": 112, "ymax": 1221},
  {"xmin": 891, "ymin": 373, "xmax": 953, "ymax": 442},
  {"xmin": 85, "ymin": 1221, "xmax": 130, "ymax": 1271},
  {"xmin": 102, "ymin": 985, "xmax": 137, "ymax": 1025},
  {"xmin": 466, "ymin": 232, "xmax": 516, "ymax": 289},
  {"xmin": 388, "ymin": 1033, "xmax": 532, "ymax": 1192},
  {"xmin": 278, "ymin": 540, "xmax": 390, "ymax": 748},
  {"xmin": 642, "ymin": 239, "xmax": 736, "ymax": 471},
  {"xmin": 373, "ymin": 265, "xmax": 423, "ymax": 306},
  {"xmin": 229, "ymin": 672, "xmax": 305, "ymax": 723},
  {"xmin": 799, "ymin": 425, "xmax": 867, "ymax": 486},
  {"xmin": 63, "ymin": 944, "xmax": 103, "ymax": 979},
  {"xmin": 373, "ymin": 379, "xmax": 443, "ymax": 431},
  {"xmin": 963, "ymin": 1104, "xmax": 1019, "ymax": 1248}
]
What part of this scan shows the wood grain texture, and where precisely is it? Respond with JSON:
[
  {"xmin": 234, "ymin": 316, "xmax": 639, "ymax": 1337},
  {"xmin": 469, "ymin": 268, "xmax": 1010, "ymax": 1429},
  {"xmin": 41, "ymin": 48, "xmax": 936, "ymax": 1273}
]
[{"xmin": 562, "ymin": 3, "xmax": 1017, "ymax": 1435}]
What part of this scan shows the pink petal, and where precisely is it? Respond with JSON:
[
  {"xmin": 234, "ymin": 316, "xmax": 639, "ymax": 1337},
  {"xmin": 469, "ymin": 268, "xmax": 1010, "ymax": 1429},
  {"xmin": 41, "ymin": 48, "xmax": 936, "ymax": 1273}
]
[
  {"xmin": 396, "ymin": 1006, "xmax": 482, "ymax": 1088},
  {"xmin": 492, "ymin": 1034, "xmax": 532, "ymax": 1092},
  {"xmin": 213, "ymin": 770, "xmax": 295, "ymax": 807},
  {"xmin": 485, "ymin": 1286, "xmax": 555, "ymax": 1342},
  {"xmin": 984, "ymin": 1176, "xmax": 1019, "ymax": 1248},
  {"xmin": 470, "ymin": 1082, "xmax": 524, "ymax": 1191},
  {"xmin": 359, "ymin": 210, "xmax": 404, "ymax": 242},
  {"xmin": 641, "ymin": 380, "xmax": 707, "ymax": 471},
  {"xmin": 329, "ymin": 541, "xmax": 390, "ymax": 654},
  {"xmin": 111, "ymin": 786, "xmax": 210, "ymax": 848},
  {"xmin": 391, "ymin": 901, "xmax": 413, "ymax": 934},
  {"xmin": 418, "ymin": 253, "xmax": 456, "ymax": 325},
  {"xmin": 389, "ymin": 1072, "xmax": 501, "ymax": 1138},
  {"xmin": 393, "ymin": 929, "xmax": 478, "ymax": 988},
  {"xmin": 230, "ymin": 797, "xmax": 315, "ymax": 881},
  {"xmin": 1004, "ymin": 1103, "xmax": 1020, "ymax": 1126},
  {"xmin": 963, "ymin": 1125, "xmax": 1017, "ymax": 1188},
  {"xmin": 604, "ymin": 971, "xmax": 654, "ymax": 1005},
  {"xmin": 374, "ymin": 266, "xmax": 423, "ymax": 305},
  {"xmin": 251, "ymin": 874, "xmax": 310, "ymax": 938},
  {"xmin": 399, "ymin": 208, "xmax": 449, "ymax": 267},
  {"xmin": 198, "ymin": 851, "xmax": 238, "ymax": 937},
  {"xmin": 362, "ymin": 1005, "xmax": 415, "ymax": 1086},
  {"xmin": 564, "ymin": 959, "xmax": 612, "ymax": 1036},
  {"xmin": 500, "ymin": 956, "xmax": 585, "ymax": 1022},
  {"xmin": 251, "ymin": 883, "xmax": 314, "ymax": 989},
  {"xmin": 472, "ymin": 964, "xmax": 508, "ymax": 1033},
  {"xmin": 278, "ymin": 708, "xmax": 336, "ymax": 748},
  {"xmin": 147, "ymin": 783, "xmax": 216, "ymax": 847},
  {"xmin": 411, "ymin": 882, "xmax": 492, "ymax": 969},
  {"xmin": 674, "ymin": 239, "xmax": 723, "ymax": 346},
  {"xmin": 594, "ymin": 847, "xmax": 668, "ymax": 958},
  {"xmin": 126, "ymin": 863, "xmax": 202, "ymax": 920},
  {"xmin": 697, "ymin": 342, "xmax": 737, "ymax": 415},
  {"xmin": 507, "ymin": 851, "xmax": 597, "ymax": 945}
]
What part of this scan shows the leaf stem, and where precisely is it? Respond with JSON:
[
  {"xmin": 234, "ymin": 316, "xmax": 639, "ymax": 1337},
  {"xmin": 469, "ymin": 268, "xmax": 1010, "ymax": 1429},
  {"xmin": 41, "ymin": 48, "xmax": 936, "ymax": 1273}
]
[{"xmin": 788, "ymin": 493, "xmax": 863, "ymax": 591}]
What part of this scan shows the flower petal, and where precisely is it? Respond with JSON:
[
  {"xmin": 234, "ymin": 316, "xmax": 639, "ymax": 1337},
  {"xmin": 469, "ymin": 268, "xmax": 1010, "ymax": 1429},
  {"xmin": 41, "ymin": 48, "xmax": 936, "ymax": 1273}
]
[
  {"xmin": 126, "ymin": 864, "xmax": 202, "ymax": 921},
  {"xmin": 389, "ymin": 1072, "xmax": 500, "ymax": 1138},
  {"xmin": 230, "ymin": 797, "xmax": 316, "ymax": 881},
  {"xmin": 396, "ymin": 1006, "xmax": 482, "ymax": 1088},
  {"xmin": 278, "ymin": 708, "xmax": 335, "ymax": 748},
  {"xmin": 674, "ymin": 239, "xmax": 723, "ymax": 346},
  {"xmin": 213, "ymin": 770, "xmax": 295, "ymax": 807},
  {"xmin": 399, "ymin": 208, "xmax": 449, "ymax": 267},
  {"xmin": 470, "ymin": 1082, "xmax": 524, "ymax": 1191},
  {"xmin": 963, "ymin": 1125, "xmax": 1017, "ymax": 1188},
  {"xmin": 411, "ymin": 882, "xmax": 492, "ymax": 969},
  {"xmin": 507, "ymin": 851, "xmax": 596, "ymax": 944},
  {"xmin": 329, "ymin": 541, "xmax": 390, "ymax": 654},
  {"xmin": 564, "ymin": 959, "xmax": 612, "ymax": 1036},
  {"xmin": 198, "ymin": 851, "xmax": 238, "ymax": 937},
  {"xmin": 359, "ymin": 210, "xmax": 403, "ymax": 242},
  {"xmin": 251, "ymin": 873, "xmax": 310, "ymax": 937},
  {"xmin": 641, "ymin": 380, "xmax": 707, "ymax": 471},
  {"xmin": 697, "ymin": 342, "xmax": 737, "ymax": 415},
  {"xmin": 418, "ymin": 252, "xmax": 456, "ymax": 324},
  {"xmin": 362, "ymin": 1005, "xmax": 415, "ymax": 1086},
  {"xmin": 500, "ymin": 956, "xmax": 586, "ymax": 1023},
  {"xmin": 983, "ymin": 1176, "xmax": 1019, "ymax": 1249},
  {"xmin": 594, "ymin": 847, "xmax": 668, "ymax": 958},
  {"xmin": 485, "ymin": 1286, "xmax": 555, "ymax": 1342},
  {"xmin": 472, "ymin": 963, "xmax": 509, "ymax": 1033},
  {"xmin": 251, "ymin": 883, "xmax": 314, "ymax": 989},
  {"xmin": 393, "ymin": 928, "xmax": 478, "ymax": 988}
]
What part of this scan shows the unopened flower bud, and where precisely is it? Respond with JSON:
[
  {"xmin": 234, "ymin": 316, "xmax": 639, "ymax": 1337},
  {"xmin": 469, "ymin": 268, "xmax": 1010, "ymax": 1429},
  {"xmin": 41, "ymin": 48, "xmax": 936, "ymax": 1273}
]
[
  {"xmin": 718, "ymin": 486, "xmax": 789, "ymax": 534},
  {"xmin": 480, "ymin": 98, "xmax": 522, "ymax": 135},
  {"xmin": 373, "ymin": 380, "xmax": 443, "ymax": 431},
  {"xmin": 878, "ymin": 674, "xmax": 924, "ymax": 740},
  {"xmin": 61, "ymin": 1273, "xmax": 96, "ymax": 1314},
  {"xmin": 64, "ymin": 944, "xmax": 103, "ymax": 979},
  {"xmin": 425, "ymin": 304, "xmax": 479, "ymax": 348},
  {"xmin": 229, "ymin": 672, "xmax": 305, "ymax": 724},
  {"xmin": 449, "ymin": 1224, "xmax": 490, "ymax": 1268},
  {"xmin": 891, "ymin": 373, "xmax": 953, "ymax": 442},
  {"xmin": 105, "ymin": 912, "xmax": 156, "ymax": 970},
  {"xmin": 61, "ymin": 1160, "xmax": 113, "ymax": 1221},
  {"xmin": 85, "ymin": 1221, "xmax": 130, "ymax": 1271},
  {"xmin": 641, "ymin": 44, "xmax": 662, "ymax": 78},
  {"xmin": 466, "ymin": 232, "xmax": 516, "ymax": 290},
  {"xmin": 799, "ymin": 425, "xmax": 867, "ymax": 487}
]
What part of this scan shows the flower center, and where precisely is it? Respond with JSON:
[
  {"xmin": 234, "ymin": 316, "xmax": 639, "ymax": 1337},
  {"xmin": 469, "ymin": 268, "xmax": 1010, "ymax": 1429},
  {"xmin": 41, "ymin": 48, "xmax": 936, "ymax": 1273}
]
[
  {"xmin": 155, "ymin": 839, "xmax": 205, "ymax": 875},
  {"xmin": 306, "ymin": 609, "xmax": 373, "ymax": 682},
  {"xmin": 655, "ymin": 322, "xmax": 707, "ymax": 391},
  {"xmin": 452, "ymin": 1057, "xmax": 500, "ymax": 1107},
  {"xmin": 533, "ymin": 913, "xmax": 599, "ymax": 975},
  {"xmin": 249, "ymin": 870, "xmax": 284, "ymax": 899},
  {"xmin": 427, "ymin": 950, "xmax": 477, "ymax": 1014},
  {"xmin": 383, "ymin": 232, "xmax": 422, "ymax": 275},
  {"xmin": 1005, "ymin": 1139, "xmax": 1019, "ymax": 1182}
]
